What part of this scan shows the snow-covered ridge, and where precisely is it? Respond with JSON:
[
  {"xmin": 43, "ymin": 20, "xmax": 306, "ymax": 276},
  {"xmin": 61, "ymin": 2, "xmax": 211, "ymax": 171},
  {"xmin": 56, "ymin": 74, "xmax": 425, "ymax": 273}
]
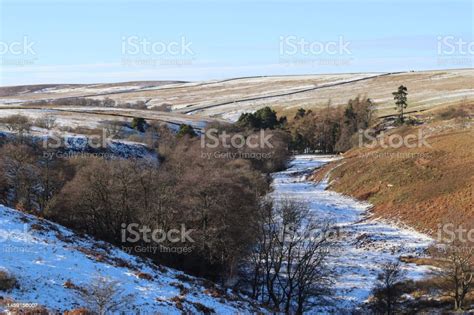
[
  {"xmin": 0, "ymin": 130, "xmax": 155, "ymax": 160},
  {"xmin": 0, "ymin": 205, "xmax": 264, "ymax": 314}
]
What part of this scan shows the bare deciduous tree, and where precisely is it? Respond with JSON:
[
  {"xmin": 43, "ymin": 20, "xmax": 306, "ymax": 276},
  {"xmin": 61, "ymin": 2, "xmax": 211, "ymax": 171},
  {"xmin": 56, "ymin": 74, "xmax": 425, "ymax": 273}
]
[
  {"xmin": 0, "ymin": 144, "xmax": 41, "ymax": 211},
  {"xmin": 103, "ymin": 120, "xmax": 123, "ymax": 139},
  {"xmin": 248, "ymin": 198, "xmax": 335, "ymax": 313},
  {"xmin": 369, "ymin": 261, "xmax": 407, "ymax": 315},
  {"xmin": 35, "ymin": 113, "xmax": 57, "ymax": 130},
  {"xmin": 77, "ymin": 276, "xmax": 134, "ymax": 315},
  {"xmin": 432, "ymin": 240, "xmax": 474, "ymax": 311}
]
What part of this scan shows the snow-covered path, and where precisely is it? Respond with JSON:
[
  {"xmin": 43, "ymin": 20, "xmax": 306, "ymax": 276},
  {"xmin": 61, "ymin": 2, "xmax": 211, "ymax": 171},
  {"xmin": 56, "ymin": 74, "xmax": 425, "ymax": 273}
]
[{"xmin": 271, "ymin": 155, "xmax": 433, "ymax": 311}]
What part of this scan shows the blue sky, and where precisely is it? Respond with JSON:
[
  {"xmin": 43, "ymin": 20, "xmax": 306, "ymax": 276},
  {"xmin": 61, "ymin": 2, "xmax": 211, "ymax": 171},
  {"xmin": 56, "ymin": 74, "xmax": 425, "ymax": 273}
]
[{"xmin": 0, "ymin": 0, "xmax": 472, "ymax": 85}]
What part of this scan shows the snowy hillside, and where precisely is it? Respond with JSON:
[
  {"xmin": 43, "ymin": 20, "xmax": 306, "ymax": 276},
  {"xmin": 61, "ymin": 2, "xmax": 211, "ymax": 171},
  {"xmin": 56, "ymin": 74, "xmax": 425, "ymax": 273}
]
[{"xmin": 0, "ymin": 205, "xmax": 264, "ymax": 314}]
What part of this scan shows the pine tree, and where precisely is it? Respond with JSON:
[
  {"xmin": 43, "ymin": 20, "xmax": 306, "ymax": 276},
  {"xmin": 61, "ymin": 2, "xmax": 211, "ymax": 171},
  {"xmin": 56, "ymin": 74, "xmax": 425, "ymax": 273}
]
[
  {"xmin": 392, "ymin": 85, "xmax": 408, "ymax": 123},
  {"xmin": 254, "ymin": 107, "xmax": 278, "ymax": 129},
  {"xmin": 131, "ymin": 117, "xmax": 146, "ymax": 132}
]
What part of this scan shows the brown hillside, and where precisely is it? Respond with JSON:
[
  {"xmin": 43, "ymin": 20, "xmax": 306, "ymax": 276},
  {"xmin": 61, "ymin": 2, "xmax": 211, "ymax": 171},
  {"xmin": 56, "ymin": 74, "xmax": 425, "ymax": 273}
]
[{"xmin": 310, "ymin": 111, "xmax": 473, "ymax": 236}]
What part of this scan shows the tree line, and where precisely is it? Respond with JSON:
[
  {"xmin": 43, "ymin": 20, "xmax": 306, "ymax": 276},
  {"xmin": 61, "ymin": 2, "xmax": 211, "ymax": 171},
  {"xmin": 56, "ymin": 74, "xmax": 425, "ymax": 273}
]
[{"xmin": 236, "ymin": 96, "xmax": 376, "ymax": 154}]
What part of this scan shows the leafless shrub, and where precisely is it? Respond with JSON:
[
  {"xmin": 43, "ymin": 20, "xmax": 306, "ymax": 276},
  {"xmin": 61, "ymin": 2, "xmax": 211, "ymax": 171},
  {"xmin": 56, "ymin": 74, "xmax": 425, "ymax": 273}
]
[
  {"xmin": 35, "ymin": 113, "xmax": 57, "ymax": 130},
  {"xmin": 0, "ymin": 269, "xmax": 18, "ymax": 292},
  {"xmin": 102, "ymin": 120, "xmax": 123, "ymax": 139},
  {"xmin": 369, "ymin": 261, "xmax": 407, "ymax": 314},
  {"xmin": 0, "ymin": 114, "xmax": 32, "ymax": 135},
  {"xmin": 77, "ymin": 276, "xmax": 134, "ymax": 315}
]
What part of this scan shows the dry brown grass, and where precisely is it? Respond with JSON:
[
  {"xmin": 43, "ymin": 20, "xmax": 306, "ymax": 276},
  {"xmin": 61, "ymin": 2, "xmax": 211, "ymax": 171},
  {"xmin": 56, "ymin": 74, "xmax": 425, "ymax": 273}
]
[
  {"xmin": 310, "ymin": 116, "xmax": 473, "ymax": 235},
  {"xmin": 433, "ymin": 102, "xmax": 474, "ymax": 121}
]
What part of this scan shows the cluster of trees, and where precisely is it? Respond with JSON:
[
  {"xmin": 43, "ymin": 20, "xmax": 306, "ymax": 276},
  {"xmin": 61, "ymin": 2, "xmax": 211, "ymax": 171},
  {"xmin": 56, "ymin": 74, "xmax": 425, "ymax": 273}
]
[
  {"xmin": 234, "ymin": 98, "xmax": 375, "ymax": 155},
  {"xmin": 201, "ymin": 121, "xmax": 291, "ymax": 174},
  {"xmin": 237, "ymin": 107, "xmax": 287, "ymax": 130},
  {"xmin": 0, "ymin": 120, "xmax": 290, "ymax": 281},
  {"xmin": 176, "ymin": 124, "xmax": 197, "ymax": 138},
  {"xmin": 46, "ymin": 146, "xmax": 270, "ymax": 280},
  {"xmin": 0, "ymin": 142, "xmax": 73, "ymax": 212},
  {"xmin": 234, "ymin": 87, "xmax": 411, "ymax": 154},
  {"xmin": 287, "ymin": 97, "xmax": 375, "ymax": 153}
]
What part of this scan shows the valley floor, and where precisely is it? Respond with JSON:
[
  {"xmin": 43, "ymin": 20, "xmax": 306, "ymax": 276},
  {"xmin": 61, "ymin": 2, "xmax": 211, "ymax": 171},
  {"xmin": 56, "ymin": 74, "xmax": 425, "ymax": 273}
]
[{"xmin": 272, "ymin": 155, "xmax": 434, "ymax": 312}]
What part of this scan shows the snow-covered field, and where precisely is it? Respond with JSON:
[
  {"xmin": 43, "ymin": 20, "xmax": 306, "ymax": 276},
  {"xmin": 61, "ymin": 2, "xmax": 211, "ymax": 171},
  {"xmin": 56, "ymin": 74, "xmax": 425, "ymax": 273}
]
[
  {"xmin": 1, "ymin": 69, "xmax": 472, "ymax": 120},
  {"xmin": 0, "ymin": 206, "xmax": 263, "ymax": 314},
  {"xmin": 272, "ymin": 155, "xmax": 433, "ymax": 312}
]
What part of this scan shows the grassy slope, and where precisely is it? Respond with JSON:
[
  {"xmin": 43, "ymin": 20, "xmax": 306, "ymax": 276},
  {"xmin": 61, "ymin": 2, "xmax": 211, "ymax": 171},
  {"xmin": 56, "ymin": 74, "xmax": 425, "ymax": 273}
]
[{"xmin": 310, "ymin": 111, "xmax": 473, "ymax": 235}]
